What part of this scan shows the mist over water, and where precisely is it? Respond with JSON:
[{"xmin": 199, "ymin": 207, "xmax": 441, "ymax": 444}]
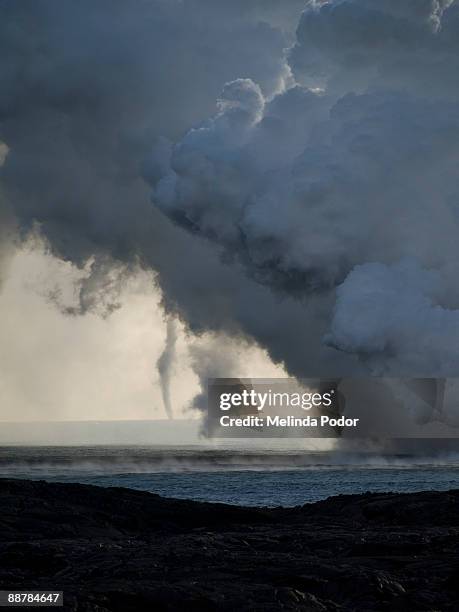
[{"xmin": 1, "ymin": 446, "xmax": 458, "ymax": 507}]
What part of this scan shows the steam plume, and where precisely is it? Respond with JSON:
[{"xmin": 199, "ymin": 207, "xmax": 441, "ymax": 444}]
[{"xmin": 149, "ymin": 0, "xmax": 459, "ymax": 383}]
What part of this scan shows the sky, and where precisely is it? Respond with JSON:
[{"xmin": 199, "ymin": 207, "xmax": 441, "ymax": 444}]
[{"xmin": 2, "ymin": 0, "xmax": 459, "ymax": 433}]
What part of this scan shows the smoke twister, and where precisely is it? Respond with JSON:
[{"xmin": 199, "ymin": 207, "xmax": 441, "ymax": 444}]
[{"xmin": 156, "ymin": 318, "xmax": 178, "ymax": 420}]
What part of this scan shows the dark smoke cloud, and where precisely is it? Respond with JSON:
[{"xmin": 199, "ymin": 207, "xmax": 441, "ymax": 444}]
[
  {"xmin": 3, "ymin": 0, "xmax": 459, "ymax": 434},
  {"xmin": 289, "ymin": 0, "xmax": 456, "ymax": 95},
  {"xmin": 1, "ymin": 0, "xmax": 357, "ymax": 385},
  {"xmin": 0, "ymin": 0, "xmax": 296, "ymax": 270}
]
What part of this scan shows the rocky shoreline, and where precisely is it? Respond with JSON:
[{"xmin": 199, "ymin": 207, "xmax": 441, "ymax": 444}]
[{"xmin": 0, "ymin": 478, "xmax": 458, "ymax": 611}]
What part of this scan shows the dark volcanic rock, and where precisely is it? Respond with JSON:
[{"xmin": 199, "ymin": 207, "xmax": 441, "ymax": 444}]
[{"xmin": 0, "ymin": 479, "xmax": 458, "ymax": 611}]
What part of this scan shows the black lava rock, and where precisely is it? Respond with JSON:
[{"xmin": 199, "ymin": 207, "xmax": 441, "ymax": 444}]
[{"xmin": 0, "ymin": 479, "xmax": 458, "ymax": 611}]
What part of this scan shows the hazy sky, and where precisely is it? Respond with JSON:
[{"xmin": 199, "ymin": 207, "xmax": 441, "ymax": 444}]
[{"xmin": 0, "ymin": 242, "xmax": 285, "ymax": 422}]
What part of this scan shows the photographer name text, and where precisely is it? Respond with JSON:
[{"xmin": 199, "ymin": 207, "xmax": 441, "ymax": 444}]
[{"xmin": 219, "ymin": 415, "xmax": 359, "ymax": 428}]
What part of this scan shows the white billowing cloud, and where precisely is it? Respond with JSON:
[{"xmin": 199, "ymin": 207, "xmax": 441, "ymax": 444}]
[
  {"xmin": 187, "ymin": 333, "xmax": 288, "ymax": 417},
  {"xmin": 152, "ymin": 80, "xmax": 459, "ymax": 299},
  {"xmin": 149, "ymin": 0, "xmax": 459, "ymax": 378},
  {"xmin": 325, "ymin": 260, "xmax": 459, "ymax": 376}
]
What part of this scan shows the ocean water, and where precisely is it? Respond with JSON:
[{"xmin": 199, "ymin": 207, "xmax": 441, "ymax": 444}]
[{"xmin": 0, "ymin": 446, "xmax": 458, "ymax": 507}]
